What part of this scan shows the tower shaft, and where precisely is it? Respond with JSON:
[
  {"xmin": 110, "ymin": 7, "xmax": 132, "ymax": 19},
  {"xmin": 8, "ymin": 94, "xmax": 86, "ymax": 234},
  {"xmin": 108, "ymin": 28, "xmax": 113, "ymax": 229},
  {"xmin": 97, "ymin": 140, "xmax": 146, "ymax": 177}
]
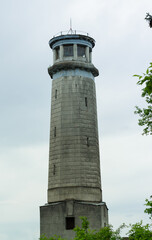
[{"xmin": 48, "ymin": 72, "xmax": 101, "ymax": 203}]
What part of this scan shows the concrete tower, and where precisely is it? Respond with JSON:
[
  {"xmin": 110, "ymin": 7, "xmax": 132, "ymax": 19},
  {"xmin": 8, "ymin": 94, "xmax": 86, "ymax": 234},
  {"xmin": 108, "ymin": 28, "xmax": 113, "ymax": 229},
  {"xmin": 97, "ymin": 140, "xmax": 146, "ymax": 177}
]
[{"xmin": 40, "ymin": 31, "xmax": 108, "ymax": 239}]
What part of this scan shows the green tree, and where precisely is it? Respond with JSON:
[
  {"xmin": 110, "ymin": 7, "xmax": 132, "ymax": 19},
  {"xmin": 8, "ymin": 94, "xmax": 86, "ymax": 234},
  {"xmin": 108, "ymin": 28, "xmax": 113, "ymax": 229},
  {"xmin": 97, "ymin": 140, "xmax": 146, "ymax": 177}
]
[
  {"xmin": 126, "ymin": 197, "xmax": 152, "ymax": 239},
  {"xmin": 74, "ymin": 216, "xmax": 124, "ymax": 240},
  {"xmin": 144, "ymin": 196, "xmax": 152, "ymax": 220},
  {"xmin": 127, "ymin": 221, "xmax": 152, "ymax": 240},
  {"xmin": 134, "ymin": 62, "xmax": 152, "ymax": 135},
  {"xmin": 40, "ymin": 235, "xmax": 65, "ymax": 240},
  {"xmin": 74, "ymin": 217, "xmax": 96, "ymax": 240},
  {"xmin": 95, "ymin": 224, "xmax": 125, "ymax": 240}
]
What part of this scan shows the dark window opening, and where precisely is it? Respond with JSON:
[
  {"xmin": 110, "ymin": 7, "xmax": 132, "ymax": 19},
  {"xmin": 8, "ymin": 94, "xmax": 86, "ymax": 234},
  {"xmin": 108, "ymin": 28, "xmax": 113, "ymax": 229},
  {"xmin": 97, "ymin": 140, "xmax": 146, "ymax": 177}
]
[
  {"xmin": 104, "ymin": 223, "xmax": 106, "ymax": 227},
  {"xmin": 64, "ymin": 45, "xmax": 73, "ymax": 57},
  {"xmin": 55, "ymin": 89, "xmax": 57, "ymax": 99},
  {"xmin": 66, "ymin": 217, "xmax": 75, "ymax": 230},
  {"xmin": 87, "ymin": 137, "xmax": 89, "ymax": 147},
  {"xmin": 54, "ymin": 127, "xmax": 56, "ymax": 137},
  {"xmin": 56, "ymin": 47, "xmax": 60, "ymax": 60},
  {"xmin": 85, "ymin": 97, "xmax": 88, "ymax": 107},
  {"xmin": 53, "ymin": 164, "xmax": 56, "ymax": 175},
  {"xmin": 78, "ymin": 45, "xmax": 86, "ymax": 57}
]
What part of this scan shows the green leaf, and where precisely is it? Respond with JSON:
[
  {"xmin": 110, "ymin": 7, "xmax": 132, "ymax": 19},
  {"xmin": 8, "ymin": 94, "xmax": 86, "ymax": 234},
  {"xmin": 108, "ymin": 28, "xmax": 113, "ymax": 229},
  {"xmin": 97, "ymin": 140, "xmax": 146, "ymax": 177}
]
[{"xmin": 133, "ymin": 74, "xmax": 142, "ymax": 78}]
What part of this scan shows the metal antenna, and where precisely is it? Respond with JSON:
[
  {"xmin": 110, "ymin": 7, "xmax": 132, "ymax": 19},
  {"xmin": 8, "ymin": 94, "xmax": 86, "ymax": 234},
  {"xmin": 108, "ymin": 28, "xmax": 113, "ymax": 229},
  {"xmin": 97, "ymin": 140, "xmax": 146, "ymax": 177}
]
[
  {"xmin": 68, "ymin": 18, "xmax": 74, "ymax": 34},
  {"xmin": 70, "ymin": 18, "xmax": 72, "ymax": 30}
]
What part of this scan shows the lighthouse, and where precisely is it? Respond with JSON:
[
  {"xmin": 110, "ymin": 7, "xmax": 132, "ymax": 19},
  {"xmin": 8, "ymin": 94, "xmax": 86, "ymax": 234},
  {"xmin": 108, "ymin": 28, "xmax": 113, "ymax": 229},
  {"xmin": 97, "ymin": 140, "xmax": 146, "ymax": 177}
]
[{"xmin": 40, "ymin": 30, "xmax": 108, "ymax": 239}]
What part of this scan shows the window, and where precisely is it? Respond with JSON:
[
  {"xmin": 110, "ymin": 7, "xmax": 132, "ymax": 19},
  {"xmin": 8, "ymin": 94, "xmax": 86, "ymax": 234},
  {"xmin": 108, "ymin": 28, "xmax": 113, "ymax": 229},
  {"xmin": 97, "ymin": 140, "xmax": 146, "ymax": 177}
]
[
  {"xmin": 54, "ymin": 127, "xmax": 56, "ymax": 137},
  {"xmin": 87, "ymin": 137, "xmax": 89, "ymax": 147},
  {"xmin": 55, "ymin": 89, "xmax": 57, "ymax": 99},
  {"xmin": 85, "ymin": 97, "xmax": 88, "ymax": 107},
  {"xmin": 53, "ymin": 164, "xmax": 56, "ymax": 175},
  {"xmin": 56, "ymin": 47, "xmax": 60, "ymax": 60},
  {"xmin": 66, "ymin": 217, "xmax": 75, "ymax": 230},
  {"xmin": 77, "ymin": 45, "xmax": 86, "ymax": 57},
  {"xmin": 64, "ymin": 45, "xmax": 73, "ymax": 57}
]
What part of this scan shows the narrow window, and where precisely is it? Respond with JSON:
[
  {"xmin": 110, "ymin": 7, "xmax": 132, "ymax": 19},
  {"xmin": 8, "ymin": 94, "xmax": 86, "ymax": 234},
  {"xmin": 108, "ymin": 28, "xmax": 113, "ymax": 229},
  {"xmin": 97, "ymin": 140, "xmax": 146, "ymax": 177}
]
[
  {"xmin": 53, "ymin": 164, "xmax": 56, "ymax": 175},
  {"xmin": 104, "ymin": 223, "xmax": 106, "ymax": 227},
  {"xmin": 56, "ymin": 47, "xmax": 60, "ymax": 60},
  {"xmin": 55, "ymin": 89, "xmax": 57, "ymax": 99},
  {"xmin": 64, "ymin": 45, "xmax": 73, "ymax": 57},
  {"xmin": 66, "ymin": 217, "xmax": 75, "ymax": 230},
  {"xmin": 85, "ymin": 97, "xmax": 88, "ymax": 107},
  {"xmin": 87, "ymin": 137, "xmax": 89, "ymax": 147},
  {"xmin": 77, "ymin": 45, "xmax": 86, "ymax": 57},
  {"xmin": 54, "ymin": 127, "xmax": 56, "ymax": 137}
]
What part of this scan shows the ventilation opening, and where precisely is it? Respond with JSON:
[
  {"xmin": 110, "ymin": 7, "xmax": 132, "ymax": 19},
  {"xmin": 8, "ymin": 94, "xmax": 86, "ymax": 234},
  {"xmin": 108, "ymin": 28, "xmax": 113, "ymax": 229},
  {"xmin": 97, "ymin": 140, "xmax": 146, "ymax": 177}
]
[
  {"xmin": 85, "ymin": 97, "xmax": 88, "ymax": 107},
  {"xmin": 54, "ymin": 127, "xmax": 56, "ymax": 137},
  {"xmin": 66, "ymin": 217, "xmax": 75, "ymax": 230},
  {"xmin": 53, "ymin": 164, "xmax": 56, "ymax": 175},
  {"xmin": 87, "ymin": 137, "xmax": 89, "ymax": 147},
  {"xmin": 55, "ymin": 89, "xmax": 57, "ymax": 99}
]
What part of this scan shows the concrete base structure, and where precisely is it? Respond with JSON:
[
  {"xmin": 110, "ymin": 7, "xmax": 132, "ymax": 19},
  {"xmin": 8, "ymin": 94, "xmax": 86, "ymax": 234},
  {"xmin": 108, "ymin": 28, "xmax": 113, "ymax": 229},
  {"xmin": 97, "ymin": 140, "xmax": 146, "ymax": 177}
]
[{"xmin": 40, "ymin": 200, "xmax": 108, "ymax": 239}]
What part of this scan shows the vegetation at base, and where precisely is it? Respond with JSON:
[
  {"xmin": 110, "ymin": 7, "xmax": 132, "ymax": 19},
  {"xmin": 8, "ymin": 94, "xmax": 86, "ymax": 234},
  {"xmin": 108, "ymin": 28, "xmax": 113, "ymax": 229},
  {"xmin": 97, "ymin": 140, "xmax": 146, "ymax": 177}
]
[
  {"xmin": 40, "ymin": 197, "xmax": 152, "ymax": 240},
  {"xmin": 134, "ymin": 63, "xmax": 152, "ymax": 135},
  {"xmin": 144, "ymin": 195, "xmax": 152, "ymax": 220},
  {"xmin": 74, "ymin": 216, "xmax": 125, "ymax": 240},
  {"xmin": 127, "ymin": 221, "xmax": 152, "ymax": 240},
  {"xmin": 40, "ymin": 235, "xmax": 66, "ymax": 240}
]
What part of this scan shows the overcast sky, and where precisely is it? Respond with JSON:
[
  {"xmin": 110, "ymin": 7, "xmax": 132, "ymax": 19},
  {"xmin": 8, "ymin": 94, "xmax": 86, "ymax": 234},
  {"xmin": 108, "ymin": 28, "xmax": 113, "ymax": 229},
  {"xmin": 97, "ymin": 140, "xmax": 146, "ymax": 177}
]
[{"xmin": 0, "ymin": 0, "xmax": 152, "ymax": 239}]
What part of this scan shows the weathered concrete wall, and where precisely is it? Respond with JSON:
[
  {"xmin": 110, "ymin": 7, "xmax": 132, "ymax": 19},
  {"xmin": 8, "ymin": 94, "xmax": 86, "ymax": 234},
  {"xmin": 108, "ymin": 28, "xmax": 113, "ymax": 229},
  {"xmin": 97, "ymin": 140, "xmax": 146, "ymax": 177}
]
[
  {"xmin": 48, "ymin": 73, "xmax": 102, "ymax": 203},
  {"xmin": 40, "ymin": 200, "xmax": 108, "ymax": 239}
]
